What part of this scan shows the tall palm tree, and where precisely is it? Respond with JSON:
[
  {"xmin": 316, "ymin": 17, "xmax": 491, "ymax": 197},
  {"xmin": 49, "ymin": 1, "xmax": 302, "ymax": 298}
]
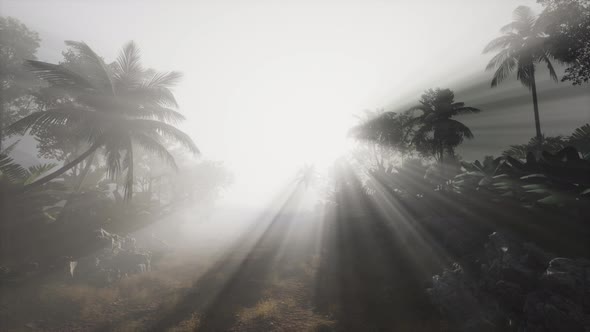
[
  {"xmin": 7, "ymin": 41, "xmax": 199, "ymax": 199},
  {"xmin": 484, "ymin": 5, "xmax": 558, "ymax": 140},
  {"xmin": 411, "ymin": 88, "xmax": 480, "ymax": 163}
]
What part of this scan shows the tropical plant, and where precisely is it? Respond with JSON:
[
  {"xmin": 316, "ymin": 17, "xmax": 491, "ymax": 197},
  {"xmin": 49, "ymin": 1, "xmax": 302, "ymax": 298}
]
[
  {"xmin": 0, "ymin": 156, "xmax": 56, "ymax": 185},
  {"xmin": 455, "ymin": 156, "xmax": 504, "ymax": 191},
  {"xmin": 502, "ymin": 135, "xmax": 567, "ymax": 159},
  {"xmin": 410, "ymin": 88, "xmax": 480, "ymax": 163},
  {"xmin": 295, "ymin": 164, "xmax": 318, "ymax": 188},
  {"xmin": 484, "ymin": 6, "xmax": 558, "ymax": 140},
  {"xmin": 568, "ymin": 123, "xmax": 590, "ymax": 158},
  {"xmin": 365, "ymin": 158, "xmax": 430, "ymax": 198},
  {"xmin": 537, "ymin": 0, "xmax": 590, "ymax": 85},
  {"xmin": 0, "ymin": 16, "xmax": 41, "ymax": 150},
  {"xmin": 0, "ymin": 141, "xmax": 56, "ymax": 185},
  {"xmin": 0, "ymin": 144, "xmax": 64, "ymax": 224},
  {"xmin": 7, "ymin": 41, "xmax": 199, "ymax": 199},
  {"xmin": 350, "ymin": 110, "xmax": 416, "ymax": 167},
  {"xmin": 455, "ymin": 145, "xmax": 590, "ymax": 210},
  {"xmin": 502, "ymin": 124, "xmax": 590, "ymax": 160},
  {"xmin": 497, "ymin": 147, "xmax": 590, "ymax": 207}
]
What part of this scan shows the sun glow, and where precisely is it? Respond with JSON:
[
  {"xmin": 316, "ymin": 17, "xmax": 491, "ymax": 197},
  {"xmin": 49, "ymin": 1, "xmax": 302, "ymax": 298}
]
[
  {"xmin": 219, "ymin": 108, "xmax": 354, "ymax": 209},
  {"xmin": 206, "ymin": 52, "xmax": 361, "ymax": 207}
]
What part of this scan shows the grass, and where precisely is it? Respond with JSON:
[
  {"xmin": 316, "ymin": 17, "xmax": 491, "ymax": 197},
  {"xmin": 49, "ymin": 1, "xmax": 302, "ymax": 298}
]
[
  {"xmin": 2, "ymin": 244, "xmax": 335, "ymax": 332},
  {"xmin": 237, "ymin": 298, "xmax": 280, "ymax": 323}
]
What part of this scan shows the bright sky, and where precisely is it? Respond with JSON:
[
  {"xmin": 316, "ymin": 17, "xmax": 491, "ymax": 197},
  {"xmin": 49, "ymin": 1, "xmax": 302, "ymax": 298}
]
[{"xmin": 2, "ymin": 0, "xmax": 542, "ymax": 207}]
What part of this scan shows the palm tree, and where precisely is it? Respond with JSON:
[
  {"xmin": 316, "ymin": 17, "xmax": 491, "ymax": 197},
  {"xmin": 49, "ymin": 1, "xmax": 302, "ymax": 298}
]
[
  {"xmin": 411, "ymin": 88, "xmax": 480, "ymax": 163},
  {"xmin": 349, "ymin": 110, "xmax": 415, "ymax": 167},
  {"xmin": 484, "ymin": 5, "xmax": 558, "ymax": 140},
  {"xmin": 7, "ymin": 41, "xmax": 199, "ymax": 199}
]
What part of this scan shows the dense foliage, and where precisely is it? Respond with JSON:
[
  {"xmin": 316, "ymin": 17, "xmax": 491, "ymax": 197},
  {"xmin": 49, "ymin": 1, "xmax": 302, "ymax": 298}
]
[{"xmin": 538, "ymin": 0, "xmax": 590, "ymax": 85}]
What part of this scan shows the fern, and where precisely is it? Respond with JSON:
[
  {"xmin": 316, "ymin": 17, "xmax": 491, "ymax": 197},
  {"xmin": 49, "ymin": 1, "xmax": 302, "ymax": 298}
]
[
  {"xmin": 0, "ymin": 154, "xmax": 28, "ymax": 183},
  {"xmin": 24, "ymin": 163, "xmax": 57, "ymax": 185},
  {"xmin": 568, "ymin": 123, "xmax": 590, "ymax": 156}
]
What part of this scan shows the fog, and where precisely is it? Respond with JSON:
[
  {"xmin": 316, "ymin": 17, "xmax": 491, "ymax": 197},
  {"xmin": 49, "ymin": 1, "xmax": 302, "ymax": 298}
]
[
  {"xmin": 3, "ymin": 0, "xmax": 567, "ymax": 207},
  {"xmin": 1, "ymin": 0, "xmax": 589, "ymax": 331}
]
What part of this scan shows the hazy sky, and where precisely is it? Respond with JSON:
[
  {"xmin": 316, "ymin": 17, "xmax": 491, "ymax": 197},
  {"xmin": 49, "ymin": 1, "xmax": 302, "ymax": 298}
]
[{"xmin": 7, "ymin": 0, "xmax": 586, "ymax": 207}]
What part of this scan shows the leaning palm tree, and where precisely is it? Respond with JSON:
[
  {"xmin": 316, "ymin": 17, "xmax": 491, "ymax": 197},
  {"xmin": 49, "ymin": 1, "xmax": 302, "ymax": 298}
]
[
  {"xmin": 7, "ymin": 41, "xmax": 199, "ymax": 199},
  {"xmin": 484, "ymin": 5, "xmax": 558, "ymax": 140},
  {"xmin": 411, "ymin": 88, "xmax": 480, "ymax": 163}
]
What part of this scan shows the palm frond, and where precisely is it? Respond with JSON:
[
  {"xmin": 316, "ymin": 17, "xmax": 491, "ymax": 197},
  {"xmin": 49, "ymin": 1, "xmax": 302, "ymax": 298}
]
[
  {"xmin": 114, "ymin": 41, "xmax": 144, "ymax": 86},
  {"xmin": 454, "ymin": 106, "xmax": 481, "ymax": 115},
  {"xmin": 568, "ymin": 124, "xmax": 590, "ymax": 153},
  {"xmin": 1, "ymin": 140, "xmax": 20, "ymax": 155},
  {"xmin": 516, "ymin": 64, "xmax": 535, "ymax": 89},
  {"xmin": 486, "ymin": 48, "xmax": 512, "ymax": 70},
  {"xmin": 103, "ymin": 139, "xmax": 124, "ymax": 181},
  {"xmin": 6, "ymin": 107, "xmax": 99, "ymax": 136},
  {"xmin": 512, "ymin": 6, "xmax": 536, "ymax": 31},
  {"xmin": 540, "ymin": 53, "xmax": 558, "ymax": 82},
  {"xmin": 132, "ymin": 133, "xmax": 178, "ymax": 170},
  {"xmin": 433, "ymin": 119, "xmax": 474, "ymax": 147},
  {"xmin": 569, "ymin": 124, "xmax": 590, "ymax": 142},
  {"xmin": 123, "ymin": 86, "xmax": 179, "ymax": 108},
  {"xmin": 130, "ymin": 119, "xmax": 199, "ymax": 154},
  {"xmin": 26, "ymin": 60, "xmax": 95, "ymax": 91},
  {"xmin": 117, "ymin": 41, "xmax": 143, "ymax": 75},
  {"xmin": 64, "ymin": 41, "xmax": 114, "ymax": 94},
  {"xmin": 488, "ymin": 52, "xmax": 518, "ymax": 87},
  {"xmin": 0, "ymin": 153, "xmax": 28, "ymax": 183},
  {"xmin": 126, "ymin": 106, "xmax": 186, "ymax": 124},
  {"xmin": 500, "ymin": 22, "xmax": 521, "ymax": 34},
  {"xmin": 143, "ymin": 71, "xmax": 183, "ymax": 88},
  {"xmin": 503, "ymin": 145, "xmax": 529, "ymax": 159},
  {"xmin": 448, "ymin": 119, "xmax": 474, "ymax": 139},
  {"xmin": 7, "ymin": 110, "xmax": 73, "ymax": 136},
  {"xmin": 483, "ymin": 34, "xmax": 518, "ymax": 53},
  {"xmin": 105, "ymin": 153, "xmax": 122, "ymax": 181}
]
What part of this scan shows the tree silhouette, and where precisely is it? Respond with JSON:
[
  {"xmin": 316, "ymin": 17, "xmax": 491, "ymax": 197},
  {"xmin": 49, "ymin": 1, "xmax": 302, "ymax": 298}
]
[
  {"xmin": 538, "ymin": 0, "xmax": 590, "ymax": 85},
  {"xmin": 349, "ymin": 110, "xmax": 415, "ymax": 168},
  {"xmin": 484, "ymin": 6, "xmax": 558, "ymax": 140},
  {"xmin": 7, "ymin": 41, "xmax": 199, "ymax": 199},
  {"xmin": 411, "ymin": 88, "xmax": 480, "ymax": 163},
  {"xmin": 0, "ymin": 16, "xmax": 41, "ymax": 151}
]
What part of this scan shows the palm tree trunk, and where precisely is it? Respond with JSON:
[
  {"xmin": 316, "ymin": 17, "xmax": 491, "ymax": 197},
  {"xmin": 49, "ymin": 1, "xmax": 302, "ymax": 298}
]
[
  {"xmin": 22, "ymin": 142, "xmax": 102, "ymax": 191},
  {"xmin": 123, "ymin": 141, "xmax": 134, "ymax": 200},
  {"xmin": 0, "ymin": 104, "xmax": 3, "ymax": 152},
  {"xmin": 75, "ymin": 151, "xmax": 97, "ymax": 192},
  {"xmin": 530, "ymin": 70, "xmax": 542, "ymax": 140}
]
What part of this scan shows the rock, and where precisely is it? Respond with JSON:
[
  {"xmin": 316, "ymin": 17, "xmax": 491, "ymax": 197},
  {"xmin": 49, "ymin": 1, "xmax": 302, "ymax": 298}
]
[
  {"xmin": 95, "ymin": 228, "xmax": 123, "ymax": 250},
  {"xmin": 68, "ymin": 261, "xmax": 78, "ymax": 278},
  {"xmin": 65, "ymin": 230, "xmax": 152, "ymax": 285}
]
